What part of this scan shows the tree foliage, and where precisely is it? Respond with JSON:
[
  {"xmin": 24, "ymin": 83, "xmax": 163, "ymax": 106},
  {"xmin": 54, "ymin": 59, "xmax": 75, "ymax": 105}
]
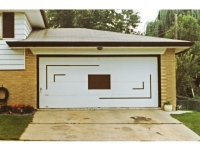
[
  {"xmin": 176, "ymin": 50, "xmax": 199, "ymax": 96},
  {"xmin": 145, "ymin": 10, "xmax": 176, "ymax": 37},
  {"xmin": 145, "ymin": 10, "xmax": 200, "ymax": 97},
  {"xmin": 45, "ymin": 10, "xmax": 140, "ymax": 34},
  {"xmin": 191, "ymin": 41, "xmax": 200, "ymax": 66},
  {"xmin": 164, "ymin": 14, "xmax": 200, "ymax": 41},
  {"xmin": 145, "ymin": 10, "xmax": 200, "ymax": 38},
  {"xmin": 164, "ymin": 14, "xmax": 200, "ymax": 96}
]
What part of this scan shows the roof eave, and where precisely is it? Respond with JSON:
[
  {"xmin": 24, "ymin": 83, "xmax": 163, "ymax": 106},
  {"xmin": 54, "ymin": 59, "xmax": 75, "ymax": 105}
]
[
  {"xmin": 39, "ymin": 10, "xmax": 49, "ymax": 29},
  {"xmin": 6, "ymin": 41, "xmax": 195, "ymax": 47}
]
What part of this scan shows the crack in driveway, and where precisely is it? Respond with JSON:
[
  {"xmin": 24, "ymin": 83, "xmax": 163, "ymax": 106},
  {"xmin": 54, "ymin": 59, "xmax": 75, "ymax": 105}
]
[{"xmin": 30, "ymin": 123, "xmax": 182, "ymax": 124}]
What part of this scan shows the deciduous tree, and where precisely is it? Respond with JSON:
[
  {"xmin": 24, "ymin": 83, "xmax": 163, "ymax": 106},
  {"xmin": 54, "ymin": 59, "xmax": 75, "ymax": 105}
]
[
  {"xmin": 164, "ymin": 14, "xmax": 200, "ymax": 41},
  {"xmin": 176, "ymin": 50, "xmax": 199, "ymax": 96},
  {"xmin": 146, "ymin": 11, "xmax": 200, "ymax": 97},
  {"xmin": 45, "ymin": 10, "xmax": 140, "ymax": 34},
  {"xmin": 163, "ymin": 14, "xmax": 200, "ymax": 96}
]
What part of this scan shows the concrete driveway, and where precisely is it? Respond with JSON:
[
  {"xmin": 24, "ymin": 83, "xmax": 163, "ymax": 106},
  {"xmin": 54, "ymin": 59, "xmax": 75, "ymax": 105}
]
[{"xmin": 20, "ymin": 109, "xmax": 200, "ymax": 141}]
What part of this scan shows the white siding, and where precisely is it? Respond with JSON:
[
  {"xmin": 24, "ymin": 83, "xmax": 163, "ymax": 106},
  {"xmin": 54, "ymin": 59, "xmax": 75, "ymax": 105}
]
[
  {"xmin": 14, "ymin": 12, "xmax": 32, "ymax": 40},
  {"xmin": 0, "ymin": 40, "xmax": 24, "ymax": 70},
  {"xmin": 0, "ymin": 12, "xmax": 32, "ymax": 70}
]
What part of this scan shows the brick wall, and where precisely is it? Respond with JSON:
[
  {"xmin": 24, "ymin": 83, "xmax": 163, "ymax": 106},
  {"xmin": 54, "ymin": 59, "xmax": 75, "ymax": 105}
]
[
  {"xmin": 160, "ymin": 49, "xmax": 176, "ymax": 109},
  {"xmin": 0, "ymin": 49, "xmax": 37, "ymax": 108}
]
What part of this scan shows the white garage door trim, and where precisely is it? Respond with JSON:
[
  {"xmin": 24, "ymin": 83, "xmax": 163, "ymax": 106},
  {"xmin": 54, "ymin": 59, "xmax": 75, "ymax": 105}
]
[{"xmin": 38, "ymin": 56, "xmax": 160, "ymax": 108}]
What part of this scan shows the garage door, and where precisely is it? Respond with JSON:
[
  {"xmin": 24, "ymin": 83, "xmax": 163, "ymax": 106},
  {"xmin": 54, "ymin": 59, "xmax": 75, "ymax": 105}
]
[{"xmin": 39, "ymin": 57, "xmax": 159, "ymax": 108}]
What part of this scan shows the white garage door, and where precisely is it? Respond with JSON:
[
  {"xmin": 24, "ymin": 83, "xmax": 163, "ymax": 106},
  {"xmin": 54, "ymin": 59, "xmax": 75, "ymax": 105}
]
[{"xmin": 39, "ymin": 57, "xmax": 159, "ymax": 108}]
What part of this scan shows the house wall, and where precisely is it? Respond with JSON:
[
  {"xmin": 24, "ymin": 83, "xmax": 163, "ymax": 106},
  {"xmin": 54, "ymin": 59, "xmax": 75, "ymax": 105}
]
[
  {"xmin": 160, "ymin": 48, "xmax": 176, "ymax": 109},
  {"xmin": 0, "ymin": 49, "xmax": 37, "ymax": 107},
  {"xmin": 0, "ymin": 12, "xmax": 32, "ymax": 70},
  {"xmin": 0, "ymin": 48, "xmax": 177, "ymax": 109}
]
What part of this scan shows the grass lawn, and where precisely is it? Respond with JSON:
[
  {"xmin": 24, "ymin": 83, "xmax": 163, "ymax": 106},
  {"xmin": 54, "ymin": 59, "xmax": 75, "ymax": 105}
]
[
  {"xmin": 0, "ymin": 114, "xmax": 33, "ymax": 140},
  {"xmin": 171, "ymin": 111, "xmax": 200, "ymax": 136}
]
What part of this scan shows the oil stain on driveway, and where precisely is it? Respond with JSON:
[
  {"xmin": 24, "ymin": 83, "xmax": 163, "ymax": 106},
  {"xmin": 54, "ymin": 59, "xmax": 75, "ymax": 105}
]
[{"xmin": 20, "ymin": 109, "xmax": 200, "ymax": 141}]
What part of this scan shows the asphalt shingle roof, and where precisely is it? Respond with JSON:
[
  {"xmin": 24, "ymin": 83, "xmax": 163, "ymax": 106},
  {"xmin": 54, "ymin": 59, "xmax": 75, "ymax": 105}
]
[
  {"xmin": 6, "ymin": 28, "xmax": 194, "ymax": 47},
  {"xmin": 24, "ymin": 28, "xmax": 190, "ymax": 42}
]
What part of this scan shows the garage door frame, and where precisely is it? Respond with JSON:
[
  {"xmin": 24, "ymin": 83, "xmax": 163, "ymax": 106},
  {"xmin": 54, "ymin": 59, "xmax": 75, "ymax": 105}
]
[{"xmin": 36, "ymin": 55, "xmax": 161, "ymax": 108}]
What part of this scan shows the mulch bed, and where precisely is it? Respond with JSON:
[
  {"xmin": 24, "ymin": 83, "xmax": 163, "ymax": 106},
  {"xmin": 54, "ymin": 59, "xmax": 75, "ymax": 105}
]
[
  {"xmin": 0, "ymin": 104, "xmax": 36, "ymax": 116},
  {"xmin": 0, "ymin": 110, "xmax": 37, "ymax": 116}
]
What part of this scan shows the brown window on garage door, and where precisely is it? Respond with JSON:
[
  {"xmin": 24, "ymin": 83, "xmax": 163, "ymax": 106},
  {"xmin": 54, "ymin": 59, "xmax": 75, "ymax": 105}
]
[
  {"xmin": 3, "ymin": 12, "xmax": 14, "ymax": 38},
  {"xmin": 88, "ymin": 75, "xmax": 110, "ymax": 90}
]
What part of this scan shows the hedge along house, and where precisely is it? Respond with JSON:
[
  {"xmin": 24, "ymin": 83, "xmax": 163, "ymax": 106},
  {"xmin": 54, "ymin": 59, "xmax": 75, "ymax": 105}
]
[{"xmin": 0, "ymin": 10, "xmax": 194, "ymax": 109}]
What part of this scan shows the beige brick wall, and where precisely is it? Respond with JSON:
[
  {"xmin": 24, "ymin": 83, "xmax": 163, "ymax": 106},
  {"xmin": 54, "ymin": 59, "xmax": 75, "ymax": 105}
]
[
  {"xmin": 160, "ymin": 48, "xmax": 176, "ymax": 109},
  {"xmin": 0, "ymin": 49, "xmax": 37, "ymax": 108}
]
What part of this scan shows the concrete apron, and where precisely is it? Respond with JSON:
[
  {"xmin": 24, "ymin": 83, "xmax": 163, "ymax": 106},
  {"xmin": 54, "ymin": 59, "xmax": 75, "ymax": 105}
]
[{"xmin": 20, "ymin": 109, "xmax": 200, "ymax": 141}]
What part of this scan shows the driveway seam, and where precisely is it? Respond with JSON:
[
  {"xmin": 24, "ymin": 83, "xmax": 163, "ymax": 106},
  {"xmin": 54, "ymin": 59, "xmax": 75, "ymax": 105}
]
[{"xmin": 30, "ymin": 123, "xmax": 182, "ymax": 124}]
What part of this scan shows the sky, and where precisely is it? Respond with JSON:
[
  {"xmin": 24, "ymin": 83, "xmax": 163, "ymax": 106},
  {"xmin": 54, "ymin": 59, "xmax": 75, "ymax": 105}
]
[
  {"xmin": 135, "ymin": 10, "xmax": 159, "ymax": 32},
  {"xmin": 0, "ymin": 0, "xmax": 198, "ymax": 34}
]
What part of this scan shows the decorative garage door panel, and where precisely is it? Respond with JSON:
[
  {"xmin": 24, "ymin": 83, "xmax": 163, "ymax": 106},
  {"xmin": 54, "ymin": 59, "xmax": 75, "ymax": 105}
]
[{"xmin": 39, "ymin": 57, "xmax": 158, "ymax": 108}]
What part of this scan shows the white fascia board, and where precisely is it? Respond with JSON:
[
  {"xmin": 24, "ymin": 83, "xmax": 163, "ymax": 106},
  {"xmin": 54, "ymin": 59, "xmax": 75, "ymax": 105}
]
[
  {"xmin": 9, "ymin": 46, "xmax": 190, "ymax": 55},
  {"xmin": 29, "ymin": 47, "xmax": 167, "ymax": 55},
  {"xmin": 174, "ymin": 47, "xmax": 191, "ymax": 53}
]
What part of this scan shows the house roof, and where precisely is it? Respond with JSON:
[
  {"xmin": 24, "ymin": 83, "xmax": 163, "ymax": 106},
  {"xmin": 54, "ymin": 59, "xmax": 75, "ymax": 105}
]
[{"xmin": 6, "ymin": 28, "xmax": 194, "ymax": 48}]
